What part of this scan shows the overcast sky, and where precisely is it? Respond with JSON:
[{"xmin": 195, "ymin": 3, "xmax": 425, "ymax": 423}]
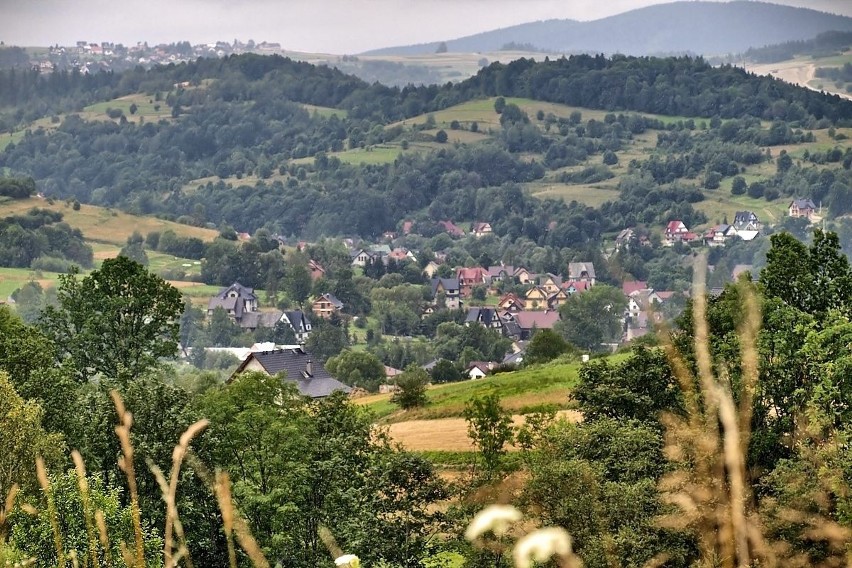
[{"xmin": 2, "ymin": 0, "xmax": 851, "ymax": 54}]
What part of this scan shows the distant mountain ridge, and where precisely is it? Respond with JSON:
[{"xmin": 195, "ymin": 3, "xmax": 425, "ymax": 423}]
[{"xmin": 364, "ymin": 1, "xmax": 852, "ymax": 57}]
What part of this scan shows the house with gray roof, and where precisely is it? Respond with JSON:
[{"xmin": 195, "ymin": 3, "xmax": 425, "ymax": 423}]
[
  {"xmin": 231, "ymin": 347, "xmax": 350, "ymax": 398},
  {"xmin": 207, "ymin": 282, "xmax": 258, "ymax": 322},
  {"xmin": 430, "ymin": 278, "xmax": 461, "ymax": 310},
  {"xmin": 280, "ymin": 310, "xmax": 312, "ymax": 342},
  {"xmin": 568, "ymin": 262, "xmax": 596, "ymax": 284}
]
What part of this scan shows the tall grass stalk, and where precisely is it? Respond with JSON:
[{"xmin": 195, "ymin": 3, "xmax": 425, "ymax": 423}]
[
  {"xmin": 71, "ymin": 450, "xmax": 99, "ymax": 568},
  {"xmin": 110, "ymin": 390, "xmax": 145, "ymax": 568}
]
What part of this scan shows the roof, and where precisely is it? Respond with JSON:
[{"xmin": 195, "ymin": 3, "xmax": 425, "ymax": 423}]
[
  {"xmin": 733, "ymin": 211, "xmax": 758, "ymax": 223},
  {"xmin": 472, "ymin": 222, "xmax": 491, "ymax": 232},
  {"xmin": 666, "ymin": 220, "xmax": 686, "ymax": 232},
  {"xmin": 439, "ymin": 220, "xmax": 465, "ymax": 237},
  {"xmin": 513, "ymin": 310, "xmax": 560, "ymax": 330},
  {"xmin": 568, "ymin": 262, "xmax": 596, "ymax": 280},
  {"xmin": 232, "ymin": 347, "xmax": 351, "ymax": 398},
  {"xmin": 465, "ymin": 307, "xmax": 500, "ymax": 326},
  {"xmin": 487, "ymin": 265, "xmax": 516, "ymax": 278},
  {"xmin": 384, "ymin": 365, "xmax": 404, "ymax": 378},
  {"xmin": 315, "ymin": 293, "xmax": 343, "ymax": 309},
  {"xmin": 790, "ymin": 198, "xmax": 816, "ymax": 210},
  {"xmin": 565, "ymin": 280, "xmax": 593, "ymax": 293},
  {"xmin": 282, "ymin": 310, "xmax": 311, "ymax": 330},
  {"xmin": 431, "ymin": 277, "xmax": 460, "ymax": 296},
  {"xmin": 457, "ymin": 267, "xmax": 487, "ymax": 281},
  {"xmin": 239, "ymin": 310, "xmax": 283, "ymax": 329},
  {"xmin": 622, "ymin": 281, "xmax": 648, "ymax": 296}
]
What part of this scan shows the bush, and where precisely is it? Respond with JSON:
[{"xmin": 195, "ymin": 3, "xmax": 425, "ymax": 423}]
[
  {"xmin": 391, "ymin": 366, "xmax": 430, "ymax": 409},
  {"xmin": 30, "ymin": 255, "xmax": 74, "ymax": 273},
  {"xmin": 435, "ymin": 129, "xmax": 448, "ymax": 143},
  {"xmin": 731, "ymin": 176, "xmax": 747, "ymax": 195}
]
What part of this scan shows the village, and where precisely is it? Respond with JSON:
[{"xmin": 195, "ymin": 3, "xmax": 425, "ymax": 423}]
[{"xmin": 187, "ymin": 199, "xmax": 821, "ymax": 397}]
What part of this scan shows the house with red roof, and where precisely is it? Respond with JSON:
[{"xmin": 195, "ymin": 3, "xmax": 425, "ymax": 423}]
[
  {"xmin": 664, "ymin": 220, "xmax": 689, "ymax": 246},
  {"xmin": 471, "ymin": 222, "xmax": 493, "ymax": 238},
  {"xmin": 508, "ymin": 310, "xmax": 561, "ymax": 340},
  {"xmin": 622, "ymin": 281, "xmax": 648, "ymax": 296},
  {"xmin": 439, "ymin": 220, "xmax": 465, "ymax": 238},
  {"xmin": 457, "ymin": 267, "xmax": 488, "ymax": 297}
]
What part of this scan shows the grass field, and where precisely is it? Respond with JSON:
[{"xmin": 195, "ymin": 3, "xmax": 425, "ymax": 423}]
[
  {"xmin": 302, "ymin": 103, "xmax": 348, "ymax": 119},
  {"xmin": 0, "ymin": 198, "xmax": 219, "ymax": 246},
  {"xmin": 357, "ymin": 356, "xmax": 609, "ymax": 423},
  {"xmin": 0, "ymin": 266, "xmax": 62, "ymax": 299},
  {"xmin": 82, "ymin": 93, "xmax": 174, "ymax": 124}
]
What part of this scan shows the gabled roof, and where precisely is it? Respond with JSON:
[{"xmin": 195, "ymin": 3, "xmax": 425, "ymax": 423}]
[
  {"xmin": 465, "ymin": 307, "xmax": 500, "ymax": 326},
  {"xmin": 315, "ymin": 293, "xmax": 344, "ymax": 309},
  {"xmin": 790, "ymin": 198, "xmax": 817, "ymax": 210},
  {"xmin": 472, "ymin": 222, "xmax": 492, "ymax": 233},
  {"xmin": 431, "ymin": 277, "xmax": 460, "ymax": 296},
  {"xmin": 487, "ymin": 265, "xmax": 515, "ymax": 278},
  {"xmin": 513, "ymin": 310, "xmax": 560, "ymax": 330},
  {"xmin": 568, "ymin": 262, "xmax": 596, "ymax": 280},
  {"xmin": 457, "ymin": 267, "xmax": 487, "ymax": 281},
  {"xmin": 282, "ymin": 310, "xmax": 311, "ymax": 330},
  {"xmin": 439, "ymin": 220, "xmax": 465, "ymax": 237},
  {"xmin": 565, "ymin": 280, "xmax": 592, "ymax": 293},
  {"xmin": 622, "ymin": 281, "xmax": 648, "ymax": 296},
  {"xmin": 666, "ymin": 220, "xmax": 686, "ymax": 232},
  {"xmin": 733, "ymin": 211, "xmax": 758, "ymax": 224},
  {"xmin": 239, "ymin": 310, "xmax": 283, "ymax": 330},
  {"xmin": 232, "ymin": 348, "xmax": 351, "ymax": 398}
]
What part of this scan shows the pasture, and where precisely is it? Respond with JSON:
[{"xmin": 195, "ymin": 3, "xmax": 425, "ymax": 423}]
[{"xmin": 0, "ymin": 198, "xmax": 219, "ymax": 245}]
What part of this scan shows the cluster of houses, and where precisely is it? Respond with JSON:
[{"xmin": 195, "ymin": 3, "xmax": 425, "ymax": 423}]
[
  {"xmin": 207, "ymin": 282, "xmax": 343, "ymax": 343},
  {"xmin": 663, "ymin": 211, "xmax": 762, "ymax": 247}
]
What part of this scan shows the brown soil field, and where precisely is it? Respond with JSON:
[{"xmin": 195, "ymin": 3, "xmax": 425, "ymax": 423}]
[{"xmin": 386, "ymin": 410, "xmax": 581, "ymax": 452}]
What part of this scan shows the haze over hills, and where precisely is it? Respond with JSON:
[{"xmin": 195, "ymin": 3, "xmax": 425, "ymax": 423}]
[{"xmin": 365, "ymin": 1, "xmax": 852, "ymax": 57}]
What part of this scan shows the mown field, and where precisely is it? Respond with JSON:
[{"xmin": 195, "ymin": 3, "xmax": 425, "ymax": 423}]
[{"xmin": 0, "ymin": 198, "xmax": 219, "ymax": 246}]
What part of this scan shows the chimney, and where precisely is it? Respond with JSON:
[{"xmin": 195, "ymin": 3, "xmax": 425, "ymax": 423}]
[{"xmin": 306, "ymin": 359, "xmax": 313, "ymax": 377}]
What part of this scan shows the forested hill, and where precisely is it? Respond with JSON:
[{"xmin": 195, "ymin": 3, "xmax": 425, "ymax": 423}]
[
  {"xmin": 2, "ymin": 53, "xmax": 852, "ymax": 240},
  {"xmin": 365, "ymin": 1, "xmax": 852, "ymax": 57},
  {"xmin": 4, "ymin": 53, "xmax": 851, "ymax": 129}
]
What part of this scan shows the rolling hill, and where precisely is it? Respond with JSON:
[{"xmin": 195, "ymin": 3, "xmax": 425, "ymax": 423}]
[{"xmin": 365, "ymin": 1, "xmax": 852, "ymax": 57}]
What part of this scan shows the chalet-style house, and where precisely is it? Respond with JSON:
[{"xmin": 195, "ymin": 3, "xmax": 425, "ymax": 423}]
[
  {"xmin": 524, "ymin": 286, "xmax": 550, "ymax": 311},
  {"xmin": 547, "ymin": 288, "xmax": 570, "ymax": 309},
  {"xmin": 487, "ymin": 265, "xmax": 516, "ymax": 284},
  {"xmin": 789, "ymin": 198, "xmax": 817, "ymax": 220},
  {"xmin": 423, "ymin": 260, "xmax": 443, "ymax": 278},
  {"xmin": 389, "ymin": 248, "xmax": 416, "ymax": 263},
  {"xmin": 280, "ymin": 310, "xmax": 312, "ymax": 343},
  {"xmin": 430, "ymin": 277, "xmax": 462, "ymax": 310},
  {"xmin": 457, "ymin": 267, "xmax": 488, "ymax": 297},
  {"xmin": 704, "ymin": 224, "xmax": 738, "ymax": 246},
  {"xmin": 350, "ymin": 249, "xmax": 377, "ymax": 267},
  {"xmin": 614, "ymin": 228, "xmax": 636, "ymax": 251},
  {"xmin": 312, "ymin": 293, "xmax": 344, "ymax": 319},
  {"xmin": 208, "ymin": 282, "xmax": 258, "ymax": 320},
  {"xmin": 733, "ymin": 211, "xmax": 761, "ymax": 231},
  {"xmin": 471, "ymin": 222, "xmax": 493, "ymax": 238},
  {"xmin": 466, "ymin": 361, "xmax": 493, "ymax": 379},
  {"xmin": 231, "ymin": 347, "xmax": 350, "ymax": 398},
  {"xmin": 538, "ymin": 273, "xmax": 563, "ymax": 295},
  {"xmin": 567, "ymin": 262, "xmax": 596, "ymax": 285},
  {"xmin": 665, "ymin": 220, "xmax": 688, "ymax": 244},
  {"xmin": 439, "ymin": 220, "xmax": 465, "ymax": 238},
  {"xmin": 513, "ymin": 267, "xmax": 534, "ymax": 284},
  {"xmin": 465, "ymin": 308, "xmax": 505, "ymax": 331},
  {"xmin": 497, "ymin": 293, "xmax": 525, "ymax": 312}
]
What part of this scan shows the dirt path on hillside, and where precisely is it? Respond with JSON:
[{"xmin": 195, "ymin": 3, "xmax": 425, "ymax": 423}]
[{"xmin": 386, "ymin": 409, "xmax": 582, "ymax": 452}]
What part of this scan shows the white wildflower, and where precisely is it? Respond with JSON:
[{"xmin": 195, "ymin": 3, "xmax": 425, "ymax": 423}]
[
  {"xmin": 464, "ymin": 504, "xmax": 523, "ymax": 541},
  {"xmin": 334, "ymin": 554, "xmax": 360, "ymax": 568},
  {"xmin": 513, "ymin": 527, "xmax": 573, "ymax": 568}
]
